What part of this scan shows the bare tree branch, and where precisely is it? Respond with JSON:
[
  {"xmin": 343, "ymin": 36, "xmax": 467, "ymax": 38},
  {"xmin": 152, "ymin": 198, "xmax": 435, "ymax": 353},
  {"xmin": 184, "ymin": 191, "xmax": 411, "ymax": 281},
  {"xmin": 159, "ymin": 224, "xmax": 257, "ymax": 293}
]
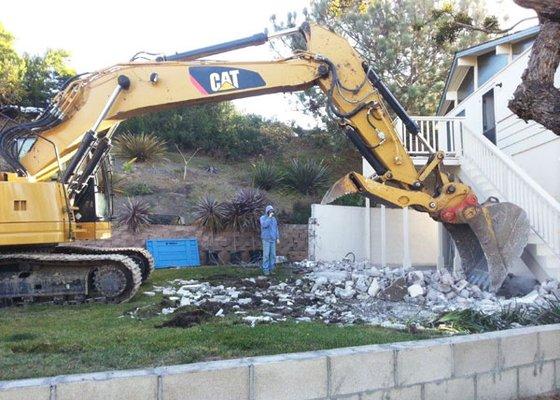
[{"xmin": 453, "ymin": 16, "xmax": 538, "ymax": 34}]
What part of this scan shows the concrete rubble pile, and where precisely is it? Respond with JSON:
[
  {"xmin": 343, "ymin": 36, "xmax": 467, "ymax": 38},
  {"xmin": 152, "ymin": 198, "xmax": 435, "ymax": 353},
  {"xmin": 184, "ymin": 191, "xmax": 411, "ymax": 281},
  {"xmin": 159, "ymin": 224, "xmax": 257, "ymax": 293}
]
[{"xmin": 145, "ymin": 260, "xmax": 559, "ymax": 329}]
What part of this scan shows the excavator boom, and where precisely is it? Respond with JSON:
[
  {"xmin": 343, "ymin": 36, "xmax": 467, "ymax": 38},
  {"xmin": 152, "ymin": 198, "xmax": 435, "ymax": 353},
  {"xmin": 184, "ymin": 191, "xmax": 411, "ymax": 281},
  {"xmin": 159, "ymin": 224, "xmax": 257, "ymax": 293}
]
[{"xmin": 0, "ymin": 23, "xmax": 530, "ymax": 304}]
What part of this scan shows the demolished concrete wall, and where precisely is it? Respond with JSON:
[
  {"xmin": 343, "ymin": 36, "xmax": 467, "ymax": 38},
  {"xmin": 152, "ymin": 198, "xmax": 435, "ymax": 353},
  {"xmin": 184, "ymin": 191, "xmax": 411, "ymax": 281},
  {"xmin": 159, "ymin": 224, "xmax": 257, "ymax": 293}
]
[{"xmin": 309, "ymin": 204, "xmax": 439, "ymax": 267}]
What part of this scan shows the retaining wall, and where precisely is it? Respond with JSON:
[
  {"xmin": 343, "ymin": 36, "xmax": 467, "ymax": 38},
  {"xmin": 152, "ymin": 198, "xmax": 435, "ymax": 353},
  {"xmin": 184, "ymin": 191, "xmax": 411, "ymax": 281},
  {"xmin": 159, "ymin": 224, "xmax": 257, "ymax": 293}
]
[
  {"xmin": 1, "ymin": 324, "xmax": 559, "ymax": 400},
  {"xmin": 75, "ymin": 224, "xmax": 308, "ymax": 263}
]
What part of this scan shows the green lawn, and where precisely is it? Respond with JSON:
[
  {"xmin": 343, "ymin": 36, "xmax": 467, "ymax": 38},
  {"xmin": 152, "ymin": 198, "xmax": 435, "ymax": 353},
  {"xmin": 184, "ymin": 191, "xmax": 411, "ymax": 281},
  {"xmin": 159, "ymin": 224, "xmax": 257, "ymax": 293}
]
[{"xmin": 0, "ymin": 266, "xmax": 437, "ymax": 381}]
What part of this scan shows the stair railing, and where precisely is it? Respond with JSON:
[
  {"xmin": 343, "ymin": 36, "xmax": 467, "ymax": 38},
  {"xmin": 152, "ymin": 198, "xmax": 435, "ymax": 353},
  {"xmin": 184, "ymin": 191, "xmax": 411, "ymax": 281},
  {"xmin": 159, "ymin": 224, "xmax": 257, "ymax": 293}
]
[{"xmin": 460, "ymin": 123, "xmax": 560, "ymax": 258}]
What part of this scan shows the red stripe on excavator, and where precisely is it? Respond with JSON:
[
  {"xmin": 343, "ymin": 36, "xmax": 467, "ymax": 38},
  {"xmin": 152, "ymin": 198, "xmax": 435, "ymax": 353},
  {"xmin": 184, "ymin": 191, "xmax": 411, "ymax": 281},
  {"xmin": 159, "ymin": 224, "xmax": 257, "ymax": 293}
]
[{"xmin": 189, "ymin": 75, "xmax": 208, "ymax": 95}]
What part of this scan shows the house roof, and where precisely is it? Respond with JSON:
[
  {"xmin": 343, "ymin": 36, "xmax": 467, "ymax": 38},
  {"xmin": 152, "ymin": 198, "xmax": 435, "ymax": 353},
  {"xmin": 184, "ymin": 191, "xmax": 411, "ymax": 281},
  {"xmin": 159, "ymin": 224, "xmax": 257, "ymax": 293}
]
[{"xmin": 436, "ymin": 25, "xmax": 540, "ymax": 115}]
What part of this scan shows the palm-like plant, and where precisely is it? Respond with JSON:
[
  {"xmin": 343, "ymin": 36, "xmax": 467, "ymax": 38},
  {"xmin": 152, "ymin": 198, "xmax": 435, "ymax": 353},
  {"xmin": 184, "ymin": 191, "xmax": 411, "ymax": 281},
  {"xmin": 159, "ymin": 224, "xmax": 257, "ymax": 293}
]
[
  {"xmin": 222, "ymin": 188, "xmax": 268, "ymax": 251},
  {"xmin": 192, "ymin": 195, "xmax": 226, "ymax": 261},
  {"xmin": 251, "ymin": 160, "xmax": 284, "ymax": 191},
  {"xmin": 284, "ymin": 158, "xmax": 329, "ymax": 195},
  {"xmin": 192, "ymin": 195, "xmax": 226, "ymax": 235},
  {"xmin": 117, "ymin": 198, "xmax": 152, "ymax": 233},
  {"xmin": 113, "ymin": 132, "xmax": 167, "ymax": 163}
]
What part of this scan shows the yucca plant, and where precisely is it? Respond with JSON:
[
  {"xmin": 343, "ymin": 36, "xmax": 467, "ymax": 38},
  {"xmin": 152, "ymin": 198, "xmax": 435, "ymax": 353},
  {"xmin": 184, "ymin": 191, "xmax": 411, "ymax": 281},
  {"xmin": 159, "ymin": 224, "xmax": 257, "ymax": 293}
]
[
  {"xmin": 283, "ymin": 158, "xmax": 329, "ymax": 195},
  {"xmin": 117, "ymin": 198, "xmax": 152, "ymax": 233},
  {"xmin": 192, "ymin": 195, "xmax": 226, "ymax": 235},
  {"xmin": 113, "ymin": 132, "xmax": 167, "ymax": 163},
  {"xmin": 251, "ymin": 160, "xmax": 284, "ymax": 191},
  {"xmin": 192, "ymin": 195, "xmax": 226, "ymax": 262}
]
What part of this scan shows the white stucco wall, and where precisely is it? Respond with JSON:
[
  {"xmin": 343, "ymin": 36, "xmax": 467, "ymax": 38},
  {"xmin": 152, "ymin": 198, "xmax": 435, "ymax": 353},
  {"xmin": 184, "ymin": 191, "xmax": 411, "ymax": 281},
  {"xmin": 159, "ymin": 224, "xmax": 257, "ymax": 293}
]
[{"xmin": 309, "ymin": 204, "xmax": 439, "ymax": 267}]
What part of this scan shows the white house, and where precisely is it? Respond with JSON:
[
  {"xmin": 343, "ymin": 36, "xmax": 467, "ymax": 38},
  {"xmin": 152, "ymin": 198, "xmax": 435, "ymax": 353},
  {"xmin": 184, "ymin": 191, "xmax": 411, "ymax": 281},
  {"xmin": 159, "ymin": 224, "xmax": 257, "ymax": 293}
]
[{"xmin": 309, "ymin": 25, "xmax": 560, "ymax": 282}]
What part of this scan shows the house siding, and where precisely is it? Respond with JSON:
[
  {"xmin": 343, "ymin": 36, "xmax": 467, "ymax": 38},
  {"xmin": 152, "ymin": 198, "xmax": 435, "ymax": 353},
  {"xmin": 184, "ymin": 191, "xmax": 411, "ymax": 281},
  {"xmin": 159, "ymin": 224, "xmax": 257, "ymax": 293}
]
[{"xmin": 445, "ymin": 48, "xmax": 560, "ymax": 201}]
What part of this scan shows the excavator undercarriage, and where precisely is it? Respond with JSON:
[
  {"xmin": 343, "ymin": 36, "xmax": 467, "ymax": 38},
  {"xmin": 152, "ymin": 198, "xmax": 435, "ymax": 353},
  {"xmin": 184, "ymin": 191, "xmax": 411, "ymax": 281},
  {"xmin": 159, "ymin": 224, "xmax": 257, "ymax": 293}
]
[
  {"xmin": 0, "ymin": 246, "xmax": 153, "ymax": 305},
  {"xmin": 0, "ymin": 22, "xmax": 532, "ymax": 304}
]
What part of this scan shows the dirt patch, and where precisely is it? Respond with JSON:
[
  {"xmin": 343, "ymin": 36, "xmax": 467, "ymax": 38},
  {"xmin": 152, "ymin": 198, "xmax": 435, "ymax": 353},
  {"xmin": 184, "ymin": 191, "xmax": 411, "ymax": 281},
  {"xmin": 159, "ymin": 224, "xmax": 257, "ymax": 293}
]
[
  {"xmin": 159, "ymin": 309, "xmax": 211, "ymax": 328},
  {"xmin": 158, "ymin": 303, "xmax": 223, "ymax": 328}
]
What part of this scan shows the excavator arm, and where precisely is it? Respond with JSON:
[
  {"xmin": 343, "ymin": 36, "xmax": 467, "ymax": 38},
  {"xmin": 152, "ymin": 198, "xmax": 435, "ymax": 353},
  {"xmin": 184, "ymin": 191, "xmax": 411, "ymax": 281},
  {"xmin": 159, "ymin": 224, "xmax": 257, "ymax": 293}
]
[{"xmin": 0, "ymin": 23, "xmax": 530, "ymax": 292}]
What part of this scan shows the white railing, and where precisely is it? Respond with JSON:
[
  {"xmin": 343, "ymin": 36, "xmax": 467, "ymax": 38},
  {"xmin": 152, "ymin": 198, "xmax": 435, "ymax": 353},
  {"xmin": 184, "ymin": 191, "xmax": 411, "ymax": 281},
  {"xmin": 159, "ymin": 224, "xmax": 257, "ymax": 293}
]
[
  {"xmin": 461, "ymin": 124, "xmax": 560, "ymax": 258},
  {"xmin": 395, "ymin": 116, "xmax": 463, "ymax": 158},
  {"xmin": 394, "ymin": 115, "xmax": 560, "ymax": 258}
]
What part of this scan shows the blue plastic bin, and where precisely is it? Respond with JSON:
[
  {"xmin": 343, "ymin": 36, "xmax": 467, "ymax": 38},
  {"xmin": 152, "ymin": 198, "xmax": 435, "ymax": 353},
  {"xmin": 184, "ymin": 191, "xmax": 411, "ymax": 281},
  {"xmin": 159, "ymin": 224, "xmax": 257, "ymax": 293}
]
[{"xmin": 145, "ymin": 238, "xmax": 200, "ymax": 268}]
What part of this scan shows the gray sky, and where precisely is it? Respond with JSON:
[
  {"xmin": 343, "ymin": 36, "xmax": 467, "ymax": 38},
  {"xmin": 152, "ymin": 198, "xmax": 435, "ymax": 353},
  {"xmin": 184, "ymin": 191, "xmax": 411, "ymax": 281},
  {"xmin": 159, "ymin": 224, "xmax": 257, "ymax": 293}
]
[{"xmin": 3, "ymin": 0, "xmax": 536, "ymax": 126}]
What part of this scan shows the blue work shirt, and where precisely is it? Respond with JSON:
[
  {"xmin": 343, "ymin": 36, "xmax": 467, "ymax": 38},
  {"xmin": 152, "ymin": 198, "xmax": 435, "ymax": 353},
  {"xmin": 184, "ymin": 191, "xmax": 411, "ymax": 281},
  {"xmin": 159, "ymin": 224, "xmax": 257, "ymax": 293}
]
[{"xmin": 260, "ymin": 214, "xmax": 279, "ymax": 242}]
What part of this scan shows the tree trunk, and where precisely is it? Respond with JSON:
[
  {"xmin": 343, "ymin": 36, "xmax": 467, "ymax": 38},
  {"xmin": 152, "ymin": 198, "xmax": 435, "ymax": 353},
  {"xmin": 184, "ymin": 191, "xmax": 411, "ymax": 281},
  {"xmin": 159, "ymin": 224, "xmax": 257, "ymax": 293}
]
[{"xmin": 508, "ymin": 1, "xmax": 560, "ymax": 135}]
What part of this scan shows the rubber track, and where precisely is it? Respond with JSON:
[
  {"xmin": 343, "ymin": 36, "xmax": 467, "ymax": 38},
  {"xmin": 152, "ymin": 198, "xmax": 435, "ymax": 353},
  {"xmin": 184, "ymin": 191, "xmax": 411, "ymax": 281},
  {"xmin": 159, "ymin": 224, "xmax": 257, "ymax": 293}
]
[
  {"xmin": 0, "ymin": 252, "xmax": 142, "ymax": 304},
  {"xmin": 53, "ymin": 245, "xmax": 154, "ymax": 282}
]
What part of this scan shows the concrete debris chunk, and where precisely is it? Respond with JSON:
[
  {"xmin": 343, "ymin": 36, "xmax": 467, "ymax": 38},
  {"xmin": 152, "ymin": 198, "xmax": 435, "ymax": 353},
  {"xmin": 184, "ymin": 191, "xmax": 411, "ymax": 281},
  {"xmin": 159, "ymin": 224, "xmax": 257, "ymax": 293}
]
[
  {"xmin": 367, "ymin": 279, "xmax": 381, "ymax": 297},
  {"xmin": 407, "ymin": 283, "xmax": 424, "ymax": 298}
]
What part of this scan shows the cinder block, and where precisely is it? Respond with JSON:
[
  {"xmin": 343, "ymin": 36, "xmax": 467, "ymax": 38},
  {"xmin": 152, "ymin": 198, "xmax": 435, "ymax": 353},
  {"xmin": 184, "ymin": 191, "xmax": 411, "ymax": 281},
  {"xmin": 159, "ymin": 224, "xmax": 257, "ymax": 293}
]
[
  {"xmin": 163, "ymin": 365, "xmax": 249, "ymax": 400},
  {"xmin": 396, "ymin": 343, "xmax": 452, "ymax": 385},
  {"xmin": 361, "ymin": 385, "xmax": 421, "ymax": 400},
  {"xmin": 0, "ymin": 386, "xmax": 50, "ymax": 400},
  {"xmin": 501, "ymin": 332, "xmax": 538, "ymax": 368},
  {"xmin": 329, "ymin": 348, "xmax": 394, "ymax": 395},
  {"xmin": 57, "ymin": 376, "xmax": 157, "ymax": 400},
  {"xmin": 424, "ymin": 377, "xmax": 475, "ymax": 400},
  {"xmin": 477, "ymin": 369, "xmax": 517, "ymax": 400},
  {"xmin": 453, "ymin": 337, "xmax": 499, "ymax": 376},
  {"xmin": 539, "ymin": 330, "xmax": 560, "ymax": 361},
  {"xmin": 253, "ymin": 356, "xmax": 327, "ymax": 400},
  {"xmin": 518, "ymin": 362, "xmax": 556, "ymax": 398}
]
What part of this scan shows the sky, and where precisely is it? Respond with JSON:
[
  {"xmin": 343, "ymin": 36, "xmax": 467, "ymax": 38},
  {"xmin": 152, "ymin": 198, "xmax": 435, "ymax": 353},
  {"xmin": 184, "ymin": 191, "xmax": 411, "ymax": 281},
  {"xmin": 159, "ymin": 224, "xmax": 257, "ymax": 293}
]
[{"xmin": 2, "ymin": 0, "xmax": 536, "ymax": 127}]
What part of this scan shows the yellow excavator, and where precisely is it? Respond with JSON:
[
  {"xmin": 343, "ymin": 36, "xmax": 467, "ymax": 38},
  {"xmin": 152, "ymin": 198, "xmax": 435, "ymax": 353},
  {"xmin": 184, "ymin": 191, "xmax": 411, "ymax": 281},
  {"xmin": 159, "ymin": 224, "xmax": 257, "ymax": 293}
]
[{"xmin": 0, "ymin": 23, "xmax": 530, "ymax": 304}]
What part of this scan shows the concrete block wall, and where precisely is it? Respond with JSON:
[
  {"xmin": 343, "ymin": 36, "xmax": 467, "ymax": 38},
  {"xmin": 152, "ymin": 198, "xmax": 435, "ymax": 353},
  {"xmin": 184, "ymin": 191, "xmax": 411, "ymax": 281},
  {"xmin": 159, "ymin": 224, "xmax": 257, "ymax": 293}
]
[
  {"xmin": 75, "ymin": 224, "xmax": 308, "ymax": 263},
  {"xmin": 2, "ymin": 324, "xmax": 559, "ymax": 400}
]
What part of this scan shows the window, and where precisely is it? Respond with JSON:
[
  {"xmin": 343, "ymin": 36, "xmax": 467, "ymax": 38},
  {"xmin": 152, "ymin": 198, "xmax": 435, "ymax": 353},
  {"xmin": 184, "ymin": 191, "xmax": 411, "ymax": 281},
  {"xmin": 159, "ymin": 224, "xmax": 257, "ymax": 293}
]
[{"xmin": 477, "ymin": 50, "xmax": 508, "ymax": 87}]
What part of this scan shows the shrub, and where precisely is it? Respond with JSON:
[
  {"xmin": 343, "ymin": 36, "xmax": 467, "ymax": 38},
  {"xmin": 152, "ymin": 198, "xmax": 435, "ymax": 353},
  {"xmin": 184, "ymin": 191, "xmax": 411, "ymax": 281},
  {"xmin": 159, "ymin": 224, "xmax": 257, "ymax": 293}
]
[
  {"xmin": 113, "ymin": 132, "xmax": 167, "ymax": 162},
  {"xmin": 251, "ymin": 160, "xmax": 283, "ymax": 191},
  {"xmin": 332, "ymin": 193, "xmax": 365, "ymax": 207},
  {"xmin": 283, "ymin": 158, "xmax": 329, "ymax": 195},
  {"xmin": 124, "ymin": 182, "xmax": 154, "ymax": 196},
  {"xmin": 192, "ymin": 195, "xmax": 226, "ymax": 235},
  {"xmin": 118, "ymin": 105, "xmax": 291, "ymax": 160},
  {"xmin": 117, "ymin": 198, "xmax": 152, "ymax": 233}
]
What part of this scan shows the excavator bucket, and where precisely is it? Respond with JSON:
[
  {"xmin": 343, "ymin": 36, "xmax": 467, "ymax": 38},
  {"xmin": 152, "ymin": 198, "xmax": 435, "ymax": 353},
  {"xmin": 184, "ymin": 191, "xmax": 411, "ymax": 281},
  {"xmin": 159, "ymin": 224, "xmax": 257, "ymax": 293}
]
[
  {"xmin": 322, "ymin": 175, "xmax": 531, "ymax": 293},
  {"xmin": 321, "ymin": 173, "xmax": 361, "ymax": 205},
  {"xmin": 444, "ymin": 201, "xmax": 530, "ymax": 292}
]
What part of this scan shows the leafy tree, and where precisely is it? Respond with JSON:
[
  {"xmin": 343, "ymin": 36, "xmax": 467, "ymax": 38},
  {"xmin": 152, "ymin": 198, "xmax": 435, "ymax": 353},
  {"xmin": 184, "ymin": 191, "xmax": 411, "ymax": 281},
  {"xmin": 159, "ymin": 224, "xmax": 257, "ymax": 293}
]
[
  {"xmin": 20, "ymin": 49, "xmax": 74, "ymax": 108},
  {"xmin": 0, "ymin": 22, "xmax": 74, "ymax": 109},
  {"xmin": 272, "ymin": 0, "xmax": 491, "ymax": 116},
  {"xmin": 0, "ymin": 22, "xmax": 25, "ymax": 106}
]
